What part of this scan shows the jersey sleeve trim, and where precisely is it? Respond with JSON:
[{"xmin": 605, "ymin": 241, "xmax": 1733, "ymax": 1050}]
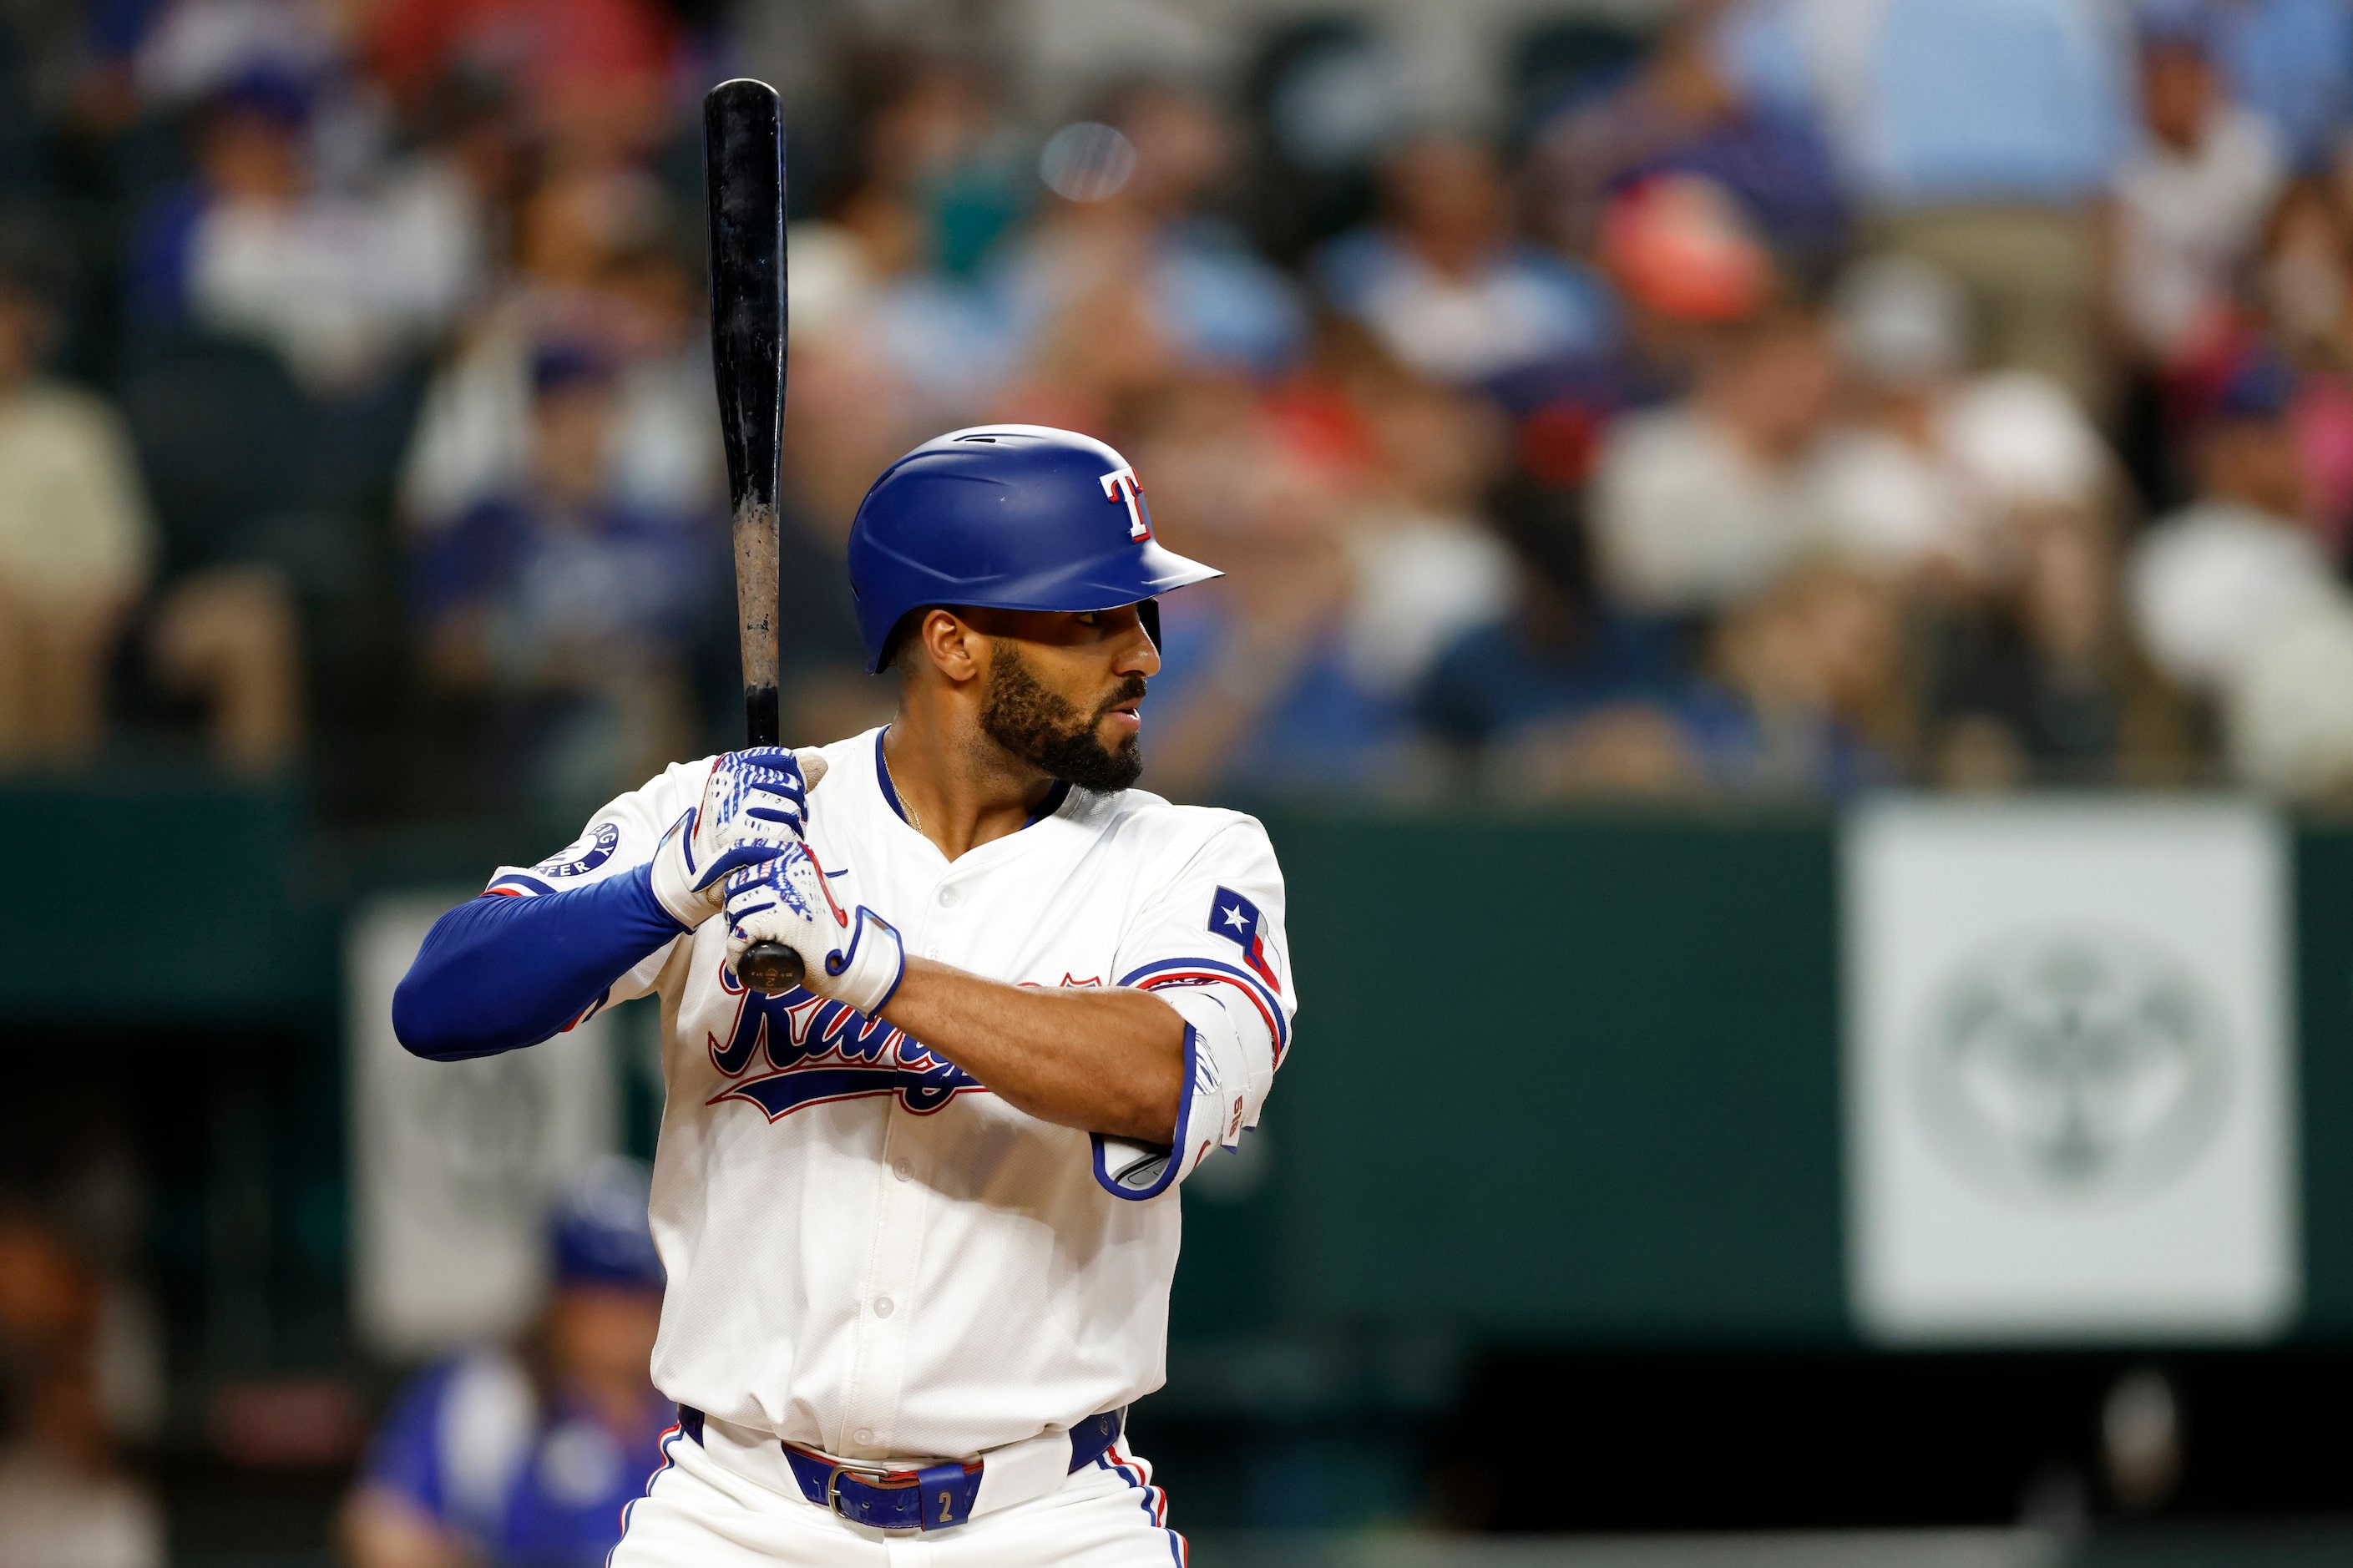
[
  {"xmin": 1119, "ymin": 957, "xmax": 1290, "ymax": 1065},
  {"xmin": 486, "ymin": 871, "xmax": 556, "ymax": 897},
  {"xmin": 564, "ymin": 988, "xmax": 614, "ymax": 1032},
  {"xmin": 1087, "ymin": 1023, "xmax": 1205, "ymax": 1202}
]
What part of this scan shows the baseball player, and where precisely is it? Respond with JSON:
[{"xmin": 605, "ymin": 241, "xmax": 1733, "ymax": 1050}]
[{"xmin": 392, "ymin": 425, "xmax": 1294, "ymax": 1565}]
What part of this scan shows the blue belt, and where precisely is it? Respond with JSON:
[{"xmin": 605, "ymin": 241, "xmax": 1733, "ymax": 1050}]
[{"xmin": 676, "ymin": 1404, "xmax": 1124, "ymax": 1533}]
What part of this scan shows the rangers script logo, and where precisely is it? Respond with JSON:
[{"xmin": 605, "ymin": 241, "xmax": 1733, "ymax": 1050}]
[{"xmin": 707, "ymin": 962, "xmax": 980, "ymax": 1120}]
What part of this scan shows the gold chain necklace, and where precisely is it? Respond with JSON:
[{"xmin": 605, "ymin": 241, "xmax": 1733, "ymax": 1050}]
[{"xmin": 883, "ymin": 748, "xmax": 925, "ymax": 836}]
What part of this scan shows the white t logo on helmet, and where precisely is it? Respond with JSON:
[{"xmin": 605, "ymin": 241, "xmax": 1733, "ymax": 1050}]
[{"xmin": 1099, "ymin": 465, "xmax": 1151, "ymax": 541}]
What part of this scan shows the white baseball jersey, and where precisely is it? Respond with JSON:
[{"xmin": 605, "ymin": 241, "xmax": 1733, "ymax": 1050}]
[{"xmin": 490, "ymin": 726, "xmax": 1295, "ymax": 1464}]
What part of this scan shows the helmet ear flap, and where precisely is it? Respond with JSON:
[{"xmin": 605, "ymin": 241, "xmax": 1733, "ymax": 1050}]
[
  {"xmin": 876, "ymin": 606, "xmax": 933, "ymax": 673},
  {"xmin": 1138, "ymin": 597, "xmax": 1161, "ymax": 650}
]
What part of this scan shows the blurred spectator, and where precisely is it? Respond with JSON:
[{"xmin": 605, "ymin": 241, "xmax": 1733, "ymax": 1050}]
[
  {"xmin": 102, "ymin": 0, "xmax": 347, "ymax": 122},
  {"xmin": 766, "ymin": 58, "xmax": 1024, "ymax": 421},
  {"xmin": 93, "ymin": 0, "xmax": 390, "ymax": 245},
  {"xmin": 2138, "ymin": 0, "xmax": 2353, "ymax": 173},
  {"xmin": 342, "ymin": 1159, "xmax": 670, "ymax": 1568},
  {"xmin": 1133, "ymin": 376, "xmax": 1424, "ymax": 802},
  {"xmin": 1255, "ymin": 321, "xmax": 1519, "ymax": 695},
  {"xmin": 0, "ymin": 1212, "xmax": 164, "ymax": 1568},
  {"xmin": 362, "ymin": 0, "xmax": 679, "ymax": 166},
  {"xmin": 1530, "ymin": 3, "xmax": 1845, "ymax": 271},
  {"xmin": 2128, "ymin": 353, "xmax": 2338, "ymax": 696},
  {"xmin": 2241, "ymin": 180, "xmax": 2353, "ymax": 554},
  {"xmin": 2111, "ymin": 13, "xmax": 2285, "ymax": 372},
  {"xmin": 0, "ymin": 266, "xmax": 155, "ymax": 768},
  {"xmin": 132, "ymin": 73, "xmax": 475, "ymax": 396},
  {"xmin": 1923, "ymin": 508, "xmax": 2193, "ymax": 788},
  {"xmin": 1727, "ymin": 0, "xmax": 2130, "ymax": 406},
  {"xmin": 1428, "ymin": 546, "xmax": 1900, "ymax": 800},
  {"xmin": 1693, "ymin": 565, "xmax": 1905, "ymax": 797},
  {"xmin": 400, "ymin": 164, "xmax": 716, "ymax": 533},
  {"xmin": 1418, "ymin": 482, "xmax": 1694, "ymax": 796},
  {"xmin": 1591, "ymin": 302, "xmax": 1837, "ymax": 615},
  {"xmin": 1313, "ymin": 132, "xmax": 1617, "ymax": 392},
  {"xmin": 2254, "ymin": 179, "xmax": 2353, "ymax": 365},
  {"xmin": 1334, "ymin": 373, "xmax": 1516, "ymax": 699},
  {"xmin": 114, "ymin": 317, "xmax": 312, "ymax": 776},
  {"xmin": 1816, "ymin": 255, "xmax": 2112, "ymax": 584},
  {"xmin": 149, "ymin": 559, "xmax": 304, "ymax": 774},
  {"xmin": 2225, "ymin": 589, "xmax": 2353, "ymax": 795},
  {"xmin": 411, "ymin": 341, "xmax": 718, "ymax": 814},
  {"xmin": 999, "ymin": 83, "xmax": 1305, "ymax": 427}
]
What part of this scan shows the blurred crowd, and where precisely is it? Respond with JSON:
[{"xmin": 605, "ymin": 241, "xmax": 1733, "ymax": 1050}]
[
  {"xmin": 7, "ymin": 0, "xmax": 2353, "ymax": 818},
  {"xmin": 339, "ymin": 1159, "xmax": 670, "ymax": 1568},
  {"xmin": 0, "ymin": 1209, "xmax": 164, "ymax": 1568}
]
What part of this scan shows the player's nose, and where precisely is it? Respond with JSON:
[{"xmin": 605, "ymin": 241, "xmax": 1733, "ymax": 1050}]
[{"xmin": 1111, "ymin": 607, "xmax": 1159, "ymax": 677}]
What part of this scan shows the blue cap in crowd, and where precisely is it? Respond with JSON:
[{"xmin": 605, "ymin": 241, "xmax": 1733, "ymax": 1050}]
[
  {"xmin": 2135, "ymin": 0, "xmax": 2217, "ymax": 50},
  {"xmin": 530, "ymin": 339, "xmax": 619, "ymax": 397},
  {"xmin": 2215, "ymin": 352, "xmax": 2300, "ymax": 423},
  {"xmin": 208, "ymin": 68, "xmax": 316, "ymax": 129},
  {"xmin": 549, "ymin": 1156, "xmax": 665, "ymax": 1291}
]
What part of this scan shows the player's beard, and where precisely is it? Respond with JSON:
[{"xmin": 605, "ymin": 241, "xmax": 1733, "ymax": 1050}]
[{"xmin": 979, "ymin": 640, "xmax": 1146, "ymax": 792}]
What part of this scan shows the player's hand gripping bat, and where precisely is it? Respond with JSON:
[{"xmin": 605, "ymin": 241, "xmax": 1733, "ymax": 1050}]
[{"xmin": 705, "ymin": 78, "xmax": 804, "ymax": 996}]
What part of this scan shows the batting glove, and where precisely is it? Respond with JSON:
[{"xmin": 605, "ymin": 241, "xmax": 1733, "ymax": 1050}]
[
  {"xmin": 648, "ymin": 746, "xmax": 829, "ymax": 930},
  {"xmin": 723, "ymin": 845, "xmax": 905, "ymax": 1015}
]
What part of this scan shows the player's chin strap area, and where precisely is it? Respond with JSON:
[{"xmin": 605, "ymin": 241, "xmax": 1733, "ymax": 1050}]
[{"xmin": 676, "ymin": 1404, "xmax": 1125, "ymax": 1533}]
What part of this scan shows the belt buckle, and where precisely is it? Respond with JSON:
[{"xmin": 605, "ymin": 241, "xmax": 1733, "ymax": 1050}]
[{"xmin": 825, "ymin": 1463, "xmax": 922, "ymax": 1534}]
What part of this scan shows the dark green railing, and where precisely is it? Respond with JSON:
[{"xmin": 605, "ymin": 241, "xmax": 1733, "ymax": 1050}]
[{"xmin": 10, "ymin": 781, "xmax": 2353, "ymax": 1348}]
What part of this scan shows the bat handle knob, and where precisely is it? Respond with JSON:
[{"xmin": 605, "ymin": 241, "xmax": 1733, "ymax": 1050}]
[{"xmin": 737, "ymin": 941, "xmax": 805, "ymax": 994}]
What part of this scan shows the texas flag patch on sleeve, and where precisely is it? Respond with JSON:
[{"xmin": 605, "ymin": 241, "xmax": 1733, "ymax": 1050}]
[{"xmin": 1207, "ymin": 887, "xmax": 1282, "ymax": 994}]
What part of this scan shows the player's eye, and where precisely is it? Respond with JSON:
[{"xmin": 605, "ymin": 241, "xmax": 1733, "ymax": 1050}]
[{"xmin": 1074, "ymin": 611, "xmax": 1100, "ymax": 627}]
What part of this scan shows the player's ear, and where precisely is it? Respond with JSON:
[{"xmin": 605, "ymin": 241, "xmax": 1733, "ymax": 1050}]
[{"xmin": 918, "ymin": 608, "xmax": 984, "ymax": 684}]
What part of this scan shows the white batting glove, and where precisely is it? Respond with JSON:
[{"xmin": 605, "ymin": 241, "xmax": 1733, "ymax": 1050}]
[
  {"xmin": 723, "ymin": 844, "xmax": 906, "ymax": 1015},
  {"xmin": 647, "ymin": 746, "xmax": 829, "ymax": 929}
]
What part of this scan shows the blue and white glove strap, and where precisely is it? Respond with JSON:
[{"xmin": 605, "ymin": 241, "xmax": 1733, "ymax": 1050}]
[
  {"xmin": 722, "ymin": 843, "xmax": 905, "ymax": 1017},
  {"xmin": 824, "ymin": 907, "xmax": 907, "ymax": 1017}
]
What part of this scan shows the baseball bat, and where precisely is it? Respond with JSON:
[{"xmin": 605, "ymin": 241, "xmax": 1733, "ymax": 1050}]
[{"xmin": 704, "ymin": 78, "xmax": 804, "ymax": 996}]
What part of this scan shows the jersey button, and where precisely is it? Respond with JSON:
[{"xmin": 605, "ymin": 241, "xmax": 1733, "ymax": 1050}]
[
  {"xmin": 923, "ymin": 946, "xmax": 941, "ymax": 960},
  {"xmin": 853, "ymin": 1428, "xmax": 874, "ymax": 1446},
  {"xmin": 873, "ymin": 1297, "xmax": 894, "ymax": 1319},
  {"xmin": 937, "ymin": 888, "xmax": 959, "ymax": 908},
  {"xmin": 892, "ymin": 1158, "xmax": 913, "ymax": 1182}
]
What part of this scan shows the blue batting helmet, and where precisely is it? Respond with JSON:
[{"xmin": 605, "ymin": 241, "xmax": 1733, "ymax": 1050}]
[{"xmin": 847, "ymin": 424, "xmax": 1222, "ymax": 672}]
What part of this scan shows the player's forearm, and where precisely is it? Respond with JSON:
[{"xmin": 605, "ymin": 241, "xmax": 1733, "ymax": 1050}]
[
  {"xmin": 878, "ymin": 959, "xmax": 1186, "ymax": 1142},
  {"xmin": 392, "ymin": 866, "xmax": 684, "ymax": 1060}
]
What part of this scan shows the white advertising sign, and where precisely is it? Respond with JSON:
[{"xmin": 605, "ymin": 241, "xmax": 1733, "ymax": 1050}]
[
  {"xmin": 1844, "ymin": 797, "xmax": 2298, "ymax": 1344},
  {"xmin": 347, "ymin": 893, "xmax": 619, "ymax": 1358}
]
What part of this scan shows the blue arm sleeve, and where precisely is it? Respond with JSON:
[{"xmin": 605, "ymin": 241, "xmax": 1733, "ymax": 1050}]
[{"xmin": 392, "ymin": 864, "xmax": 687, "ymax": 1061}]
